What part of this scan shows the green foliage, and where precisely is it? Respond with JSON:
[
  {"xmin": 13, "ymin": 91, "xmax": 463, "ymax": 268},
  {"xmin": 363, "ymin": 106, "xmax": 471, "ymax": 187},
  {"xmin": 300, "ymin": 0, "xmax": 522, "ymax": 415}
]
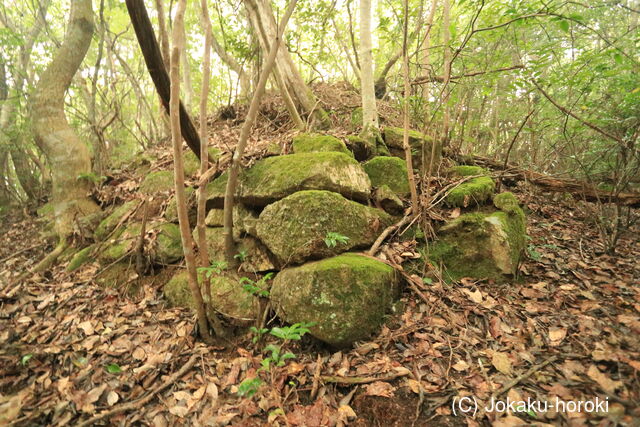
[
  {"xmin": 234, "ymin": 250, "xmax": 248, "ymax": 262},
  {"xmin": 269, "ymin": 322, "xmax": 315, "ymax": 341},
  {"xmin": 197, "ymin": 261, "xmax": 228, "ymax": 279},
  {"xmin": 20, "ymin": 354, "xmax": 33, "ymax": 366},
  {"xmin": 76, "ymin": 172, "xmax": 106, "ymax": 185},
  {"xmin": 240, "ymin": 272, "xmax": 273, "ymax": 298},
  {"xmin": 105, "ymin": 363, "xmax": 122, "ymax": 374},
  {"xmin": 323, "ymin": 231, "xmax": 349, "ymax": 248},
  {"xmin": 237, "ymin": 377, "xmax": 263, "ymax": 397},
  {"xmin": 249, "ymin": 326, "xmax": 269, "ymax": 344}
]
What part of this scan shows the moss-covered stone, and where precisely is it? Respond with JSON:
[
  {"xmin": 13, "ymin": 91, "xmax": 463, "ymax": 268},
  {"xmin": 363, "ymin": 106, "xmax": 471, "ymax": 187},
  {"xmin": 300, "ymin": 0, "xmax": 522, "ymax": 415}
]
[
  {"xmin": 270, "ymin": 253, "xmax": 399, "ymax": 347},
  {"xmin": 164, "ymin": 187, "xmax": 196, "ymax": 224},
  {"xmin": 345, "ymin": 135, "xmax": 375, "ymax": 161},
  {"xmin": 292, "ymin": 133, "xmax": 353, "ymax": 157},
  {"xmin": 139, "ymin": 171, "xmax": 174, "ymax": 195},
  {"xmin": 383, "ymin": 126, "xmax": 441, "ymax": 169},
  {"xmin": 363, "ymin": 156, "xmax": 410, "ymax": 196},
  {"xmin": 163, "ymin": 270, "xmax": 261, "ymax": 325},
  {"xmin": 429, "ymin": 194, "xmax": 526, "ymax": 282},
  {"xmin": 445, "ymin": 166, "xmax": 494, "ymax": 208},
  {"xmin": 151, "ymin": 222, "xmax": 184, "ymax": 264},
  {"xmin": 375, "ymin": 185, "xmax": 404, "ymax": 215},
  {"xmin": 36, "ymin": 202, "xmax": 54, "ymax": 218},
  {"xmin": 184, "ymin": 147, "xmax": 222, "ymax": 176},
  {"xmin": 94, "ymin": 201, "xmax": 139, "ymax": 241},
  {"xmin": 449, "ymin": 165, "xmax": 488, "ymax": 177},
  {"xmin": 197, "ymin": 227, "xmax": 275, "ymax": 272},
  {"xmin": 206, "ymin": 152, "xmax": 371, "ymax": 208},
  {"xmin": 66, "ymin": 245, "xmax": 95, "ymax": 272},
  {"xmin": 256, "ymin": 190, "xmax": 393, "ymax": 265},
  {"xmin": 350, "ymin": 107, "xmax": 363, "ymax": 128},
  {"xmin": 98, "ymin": 222, "xmax": 142, "ymax": 265},
  {"xmin": 206, "ymin": 205, "xmax": 261, "ymax": 237}
]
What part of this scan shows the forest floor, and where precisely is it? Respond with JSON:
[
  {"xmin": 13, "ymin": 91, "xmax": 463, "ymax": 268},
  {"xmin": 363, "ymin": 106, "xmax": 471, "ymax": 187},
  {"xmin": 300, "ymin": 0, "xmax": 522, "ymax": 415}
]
[
  {"xmin": 2, "ymin": 177, "xmax": 639, "ymax": 426},
  {"xmin": 1, "ymin": 87, "xmax": 639, "ymax": 426}
]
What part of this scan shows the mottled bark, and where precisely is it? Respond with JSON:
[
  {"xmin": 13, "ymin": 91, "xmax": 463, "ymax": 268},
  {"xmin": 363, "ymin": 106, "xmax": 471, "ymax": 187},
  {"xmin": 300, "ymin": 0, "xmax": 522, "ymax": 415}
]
[
  {"xmin": 359, "ymin": 0, "xmax": 378, "ymax": 142},
  {"xmin": 30, "ymin": 0, "xmax": 100, "ymax": 237},
  {"xmin": 244, "ymin": 0, "xmax": 330, "ymax": 129}
]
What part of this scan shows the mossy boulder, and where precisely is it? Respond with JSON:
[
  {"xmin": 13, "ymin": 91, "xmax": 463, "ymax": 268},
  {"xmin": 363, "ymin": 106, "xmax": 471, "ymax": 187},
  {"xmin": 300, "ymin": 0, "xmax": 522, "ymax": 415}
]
[
  {"xmin": 163, "ymin": 270, "xmax": 261, "ymax": 325},
  {"xmin": 445, "ymin": 166, "xmax": 495, "ymax": 207},
  {"xmin": 164, "ymin": 187, "xmax": 196, "ymax": 224},
  {"xmin": 363, "ymin": 156, "xmax": 410, "ymax": 196},
  {"xmin": 270, "ymin": 253, "xmax": 399, "ymax": 347},
  {"xmin": 151, "ymin": 222, "xmax": 184, "ymax": 264},
  {"xmin": 374, "ymin": 185, "xmax": 404, "ymax": 215},
  {"xmin": 205, "ymin": 205, "xmax": 259, "ymax": 237},
  {"xmin": 184, "ymin": 147, "xmax": 222, "ymax": 176},
  {"xmin": 429, "ymin": 192, "xmax": 526, "ymax": 282},
  {"xmin": 139, "ymin": 171, "xmax": 174, "ymax": 195},
  {"xmin": 197, "ymin": 227, "xmax": 275, "ymax": 272},
  {"xmin": 345, "ymin": 135, "xmax": 376, "ymax": 161},
  {"xmin": 36, "ymin": 202, "xmax": 55, "ymax": 218},
  {"xmin": 94, "ymin": 200, "xmax": 138, "ymax": 241},
  {"xmin": 292, "ymin": 133, "xmax": 352, "ymax": 157},
  {"xmin": 66, "ymin": 245, "xmax": 95, "ymax": 272},
  {"xmin": 383, "ymin": 127, "xmax": 441, "ymax": 169},
  {"xmin": 98, "ymin": 222, "xmax": 142, "ymax": 265},
  {"xmin": 256, "ymin": 190, "xmax": 393, "ymax": 265},
  {"xmin": 206, "ymin": 152, "xmax": 371, "ymax": 207}
]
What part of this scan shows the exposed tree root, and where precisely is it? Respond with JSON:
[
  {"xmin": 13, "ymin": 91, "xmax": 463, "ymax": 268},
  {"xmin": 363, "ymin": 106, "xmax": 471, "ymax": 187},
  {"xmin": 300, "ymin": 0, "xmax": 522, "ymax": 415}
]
[{"xmin": 15, "ymin": 238, "xmax": 69, "ymax": 283}]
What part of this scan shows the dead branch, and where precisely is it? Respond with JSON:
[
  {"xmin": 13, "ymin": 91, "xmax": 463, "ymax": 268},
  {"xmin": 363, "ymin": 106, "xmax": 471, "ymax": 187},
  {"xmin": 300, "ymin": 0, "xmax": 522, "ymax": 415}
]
[{"xmin": 413, "ymin": 65, "xmax": 525, "ymax": 85}]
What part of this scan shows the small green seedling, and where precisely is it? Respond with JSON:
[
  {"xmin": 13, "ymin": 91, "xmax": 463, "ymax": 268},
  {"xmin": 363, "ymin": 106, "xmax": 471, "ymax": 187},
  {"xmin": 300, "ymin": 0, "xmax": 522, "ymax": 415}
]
[
  {"xmin": 234, "ymin": 250, "xmax": 248, "ymax": 262},
  {"xmin": 21, "ymin": 354, "xmax": 33, "ymax": 366},
  {"xmin": 240, "ymin": 272, "xmax": 273, "ymax": 298},
  {"xmin": 105, "ymin": 363, "xmax": 122, "ymax": 374},
  {"xmin": 237, "ymin": 377, "xmax": 263, "ymax": 397},
  {"xmin": 324, "ymin": 232, "xmax": 349, "ymax": 248},
  {"xmin": 269, "ymin": 322, "xmax": 315, "ymax": 341},
  {"xmin": 198, "ymin": 261, "xmax": 228, "ymax": 279},
  {"xmin": 249, "ymin": 326, "xmax": 269, "ymax": 344},
  {"xmin": 260, "ymin": 344, "xmax": 296, "ymax": 372}
]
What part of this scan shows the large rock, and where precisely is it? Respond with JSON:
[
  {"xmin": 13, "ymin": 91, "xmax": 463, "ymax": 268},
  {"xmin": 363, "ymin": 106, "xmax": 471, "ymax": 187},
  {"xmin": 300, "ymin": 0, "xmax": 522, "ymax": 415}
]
[
  {"xmin": 139, "ymin": 171, "xmax": 174, "ymax": 195},
  {"xmin": 98, "ymin": 222, "xmax": 142, "ymax": 265},
  {"xmin": 206, "ymin": 152, "xmax": 371, "ymax": 207},
  {"xmin": 163, "ymin": 270, "xmax": 261, "ymax": 325},
  {"xmin": 164, "ymin": 187, "xmax": 197, "ymax": 224},
  {"xmin": 205, "ymin": 204, "xmax": 259, "ymax": 237},
  {"xmin": 363, "ymin": 156, "xmax": 410, "ymax": 196},
  {"xmin": 383, "ymin": 127, "xmax": 442, "ymax": 169},
  {"xmin": 445, "ymin": 166, "xmax": 495, "ymax": 208},
  {"xmin": 197, "ymin": 227, "xmax": 275, "ymax": 272},
  {"xmin": 256, "ymin": 190, "xmax": 393, "ymax": 265},
  {"xmin": 270, "ymin": 253, "xmax": 399, "ymax": 347},
  {"xmin": 151, "ymin": 223, "xmax": 184, "ymax": 264},
  {"xmin": 292, "ymin": 133, "xmax": 353, "ymax": 157},
  {"xmin": 94, "ymin": 200, "xmax": 138, "ymax": 241},
  {"xmin": 430, "ymin": 192, "xmax": 526, "ymax": 282}
]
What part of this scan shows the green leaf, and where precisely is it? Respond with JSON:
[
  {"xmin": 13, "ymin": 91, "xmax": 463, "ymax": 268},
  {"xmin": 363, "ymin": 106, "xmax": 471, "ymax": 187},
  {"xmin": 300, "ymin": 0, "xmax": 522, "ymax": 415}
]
[
  {"xmin": 237, "ymin": 377, "xmax": 263, "ymax": 397},
  {"xmin": 21, "ymin": 354, "xmax": 33, "ymax": 366},
  {"xmin": 558, "ymin": 20, "xmax": 570, "ymax": 32},
  {"xmin": 613, "ymin": 53, "xmax": 623, "ymax": 64},
  {"xmin": 106, "ymin": 363, "xmax": 122, "ymax": 374}
]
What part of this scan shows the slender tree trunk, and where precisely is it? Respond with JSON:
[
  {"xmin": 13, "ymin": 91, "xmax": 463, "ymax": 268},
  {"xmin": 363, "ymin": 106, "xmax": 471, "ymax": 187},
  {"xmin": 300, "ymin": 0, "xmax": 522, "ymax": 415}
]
[
  {"xmin": 170, "ymin": 0, "xmax": 215, "ymax": 343},
  {"xmin": 402, "ymin": 0, "xmax": 419, "ymax": 210},
  {"xmin": 31, "ymin": 0, "xmax": 100, "ymax": 238},
  {"xmin": 359, "ymin": 0, "xmax": 379, "ymax": 143},
  {"xmin": 180, "ymin": 24, "xmax": 194, "ymax": 112},
  {"xmin": 244, "ymin": 0, "xmax": 330, "ymax": 129},
  {"xmin": 224, "ymin": 0, "xmax": 298, "ymax": 263},
  {"xmin": 154, "ymin": 0, "xmax": 172, "ymax": 137},
  {"xmin": 441, "ymin": 0, "xmax": 452, "ymax": 145}
]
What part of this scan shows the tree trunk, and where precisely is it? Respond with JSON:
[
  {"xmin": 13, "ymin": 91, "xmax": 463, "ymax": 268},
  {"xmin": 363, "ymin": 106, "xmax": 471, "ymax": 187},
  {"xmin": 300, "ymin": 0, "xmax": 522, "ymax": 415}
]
[
  {"xmin": 170, "ymin": 0, "xmax": 215, "ymax": 343},
  {"xmin": 359, "ymin": 0, "xmax": 379, "ymax": 142},
  {"xmin": 125, "ymin": 0, "xmax": 204, "ymax": 159},
  {"xmin": 244, "ymin": 0, "xmax": 330, "ymax": 129},
  {"xmin": 30, "ymin": 0, "xmax": 100, "ymax": 237},
  {"xmin": 441, "ymin": 0, "xmax": 452, "ymax": 145}
]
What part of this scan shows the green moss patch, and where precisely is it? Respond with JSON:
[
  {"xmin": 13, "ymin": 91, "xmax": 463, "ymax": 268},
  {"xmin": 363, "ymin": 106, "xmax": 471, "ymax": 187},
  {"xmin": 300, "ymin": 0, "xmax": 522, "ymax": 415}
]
[
  {"xmin": 363, "ymin": 156, "xmax": 410, "ymax": 196},
  {"xmin": 139, "ymin": 171, "xmax": 174, "ymax": 195},
  {"xmin": 66, "ymin": 245, "xmax": 95, "ymax": 272},
  {"xmin": 184, "ymin": 147, "xmax": 222, "ymax": 176},
  {"xmin": 292, "ymin": 133, "xmax": 352, "ymax": 157},
  {"xmin": 382, "ymin": 127, "xmax": 441, "ymax": 169},
  {"xmin": 163, "ymin": 270, "xmax": 261, "ymax": 325},
  {"xmin": 256, "ymin": 190, "xmax": 393, "ymax": 265},
  {"xmin": 270, "ymin": 253, "xmax": 399, "ymax": 347},
  {"xmin": 152, "ymin": 222, "xmax": 184, "ymax": 264},
  {"xmin": 445, "ymin": 176, "xmax": 495, "ymax": 208},
  {"xmin": 206, "ymin": 152, "xmax": 371, "ymax": 207}
]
